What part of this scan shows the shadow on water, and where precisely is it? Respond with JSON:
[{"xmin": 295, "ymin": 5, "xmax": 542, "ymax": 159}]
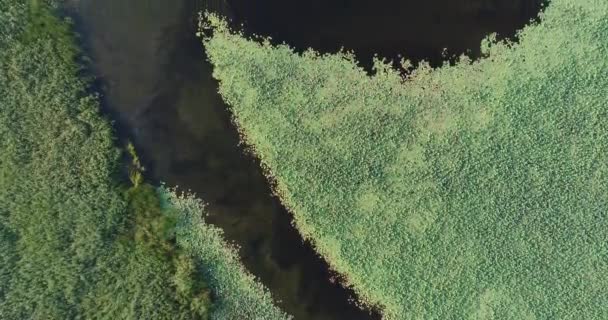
[{"xmin": 69, "ymin": 0, "xmax": 543, "ymax": 319}]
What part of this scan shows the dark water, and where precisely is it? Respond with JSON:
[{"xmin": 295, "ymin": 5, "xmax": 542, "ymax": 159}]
[
  {"xmin": 69, "ymin": 0, "xmax": 542, "ymax": 319},
  {"xmin": 229, "ymin": 0, "xmax": 544, "ymax": 68}
]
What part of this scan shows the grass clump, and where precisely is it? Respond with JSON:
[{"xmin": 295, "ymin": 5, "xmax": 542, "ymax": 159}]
[
  {"xmin": 202, "ymin": 0, "xmax": 608, "ymax": 318},
  {"xmin": 127, "ymin": 142, "xmax": 145, "ymax": 187},
  {"xmin": 0, "ymin": 1, "xmax": 287, "ymax": 319}
]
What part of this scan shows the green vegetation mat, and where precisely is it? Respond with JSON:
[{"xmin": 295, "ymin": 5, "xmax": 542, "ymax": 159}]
[
  {"xmin": 203, "ymin": 0, "xmax": 608, "ymax": 318},
  {"xmin": 161, "ymin": 187, "xmax": 292, "ymax": 319},
  {"xmin": 0, "ymin": 1, "xmax": 288, "ymax": 319}
]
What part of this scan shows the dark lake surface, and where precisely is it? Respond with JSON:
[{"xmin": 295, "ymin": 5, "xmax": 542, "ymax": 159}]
[
  {"xmin": 228, "ymin": 0, "xmax": 545, "ymax": 67},
  {"xmin": 69, "ymin": 0, "xmax": 543, "ymax": 319}
]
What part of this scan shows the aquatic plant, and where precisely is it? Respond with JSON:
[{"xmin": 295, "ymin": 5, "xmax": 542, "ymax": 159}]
[{"xmin": 203, "ymin": 0, "xmax": 608, "ymax": 318}]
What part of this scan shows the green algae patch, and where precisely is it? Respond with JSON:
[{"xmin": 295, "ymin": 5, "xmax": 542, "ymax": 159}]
[{"xmin": 202, "ymin": 0, "xmax": 608, "ymax": 318}]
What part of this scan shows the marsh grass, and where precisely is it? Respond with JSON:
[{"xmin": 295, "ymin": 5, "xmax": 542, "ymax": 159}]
[{"xmin": 0, "ymin": 1, "xmax": 287, "ymax": 319}]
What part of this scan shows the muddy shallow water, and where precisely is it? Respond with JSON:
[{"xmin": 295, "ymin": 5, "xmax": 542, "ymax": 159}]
[{"xmin": 69, "ymin": 0, "xmax": 543, "ymax": 319}]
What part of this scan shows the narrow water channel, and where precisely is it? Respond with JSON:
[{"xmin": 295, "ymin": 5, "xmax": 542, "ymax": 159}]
[
  {"xmin": 70, "ymin": 1, "xmax": 378, "ymax": 319},
  {"xmin": 69, "ymin": 0, "xmax": 543, "ymax": 319}
]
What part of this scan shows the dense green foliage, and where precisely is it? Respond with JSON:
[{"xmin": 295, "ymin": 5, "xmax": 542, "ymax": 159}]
[
  {"xmin": 161, "ymin": 188, "xmax": 291, "ymax": 320},
  {"xmin": 76, "ymin": 183, "xmax": 214, "ymax": 320},
  {"xmin": 0, "ymin": 1, "xmax": 287, "ymax": 319},
  {"xmin": 0, "ymin": 2, "xmax": 212, "ymax": 318},
  {"xmin": 204, "ymin": 0, "xmax": 608, "ymax": 318}
]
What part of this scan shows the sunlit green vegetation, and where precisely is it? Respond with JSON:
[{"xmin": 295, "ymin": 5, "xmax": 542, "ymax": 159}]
[
  {"xmin": 161, "ymin": 187, "xmax": 293, "ymax": 320},
  {"xmin": 0, "ymin": 1, "xmax": 288, "ymax": 319},
  {"xmin": 203, "ymin": 0, "xmax": 608, "ymax": 318}
]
